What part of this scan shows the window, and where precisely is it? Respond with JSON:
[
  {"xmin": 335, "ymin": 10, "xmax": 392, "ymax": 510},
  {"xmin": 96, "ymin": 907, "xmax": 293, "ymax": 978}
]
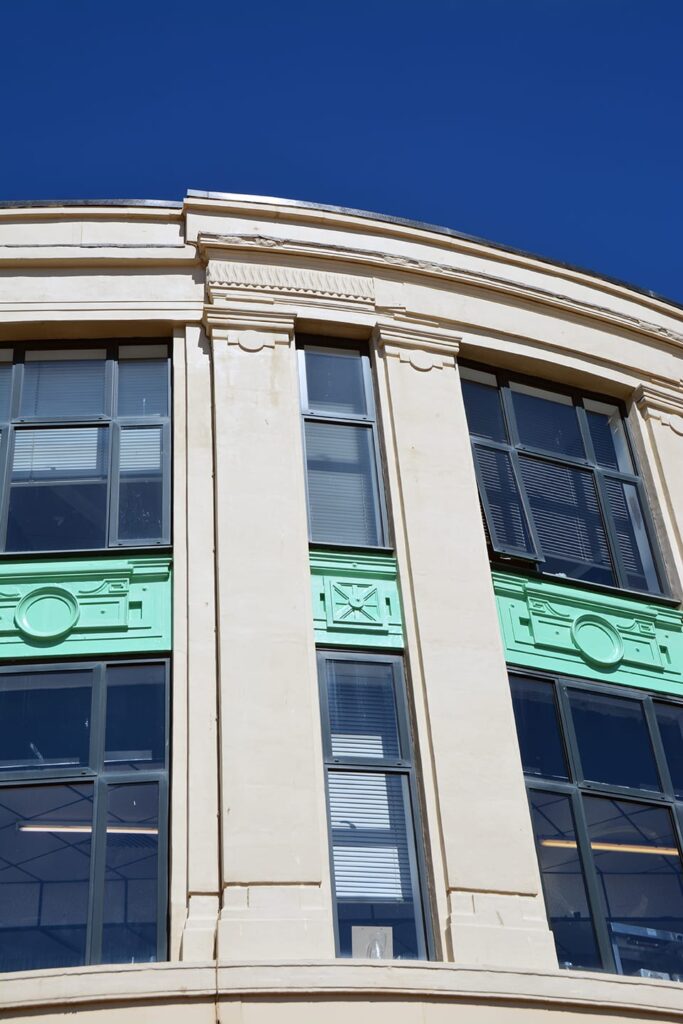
[
  {"xmin": 460, "ymin": 366, "xmax": 665, "ymax": 596},
  {"xmin": 298, "ymin": 338, "xmax": 387, "ymax": 548},
  {"xmin": 0, "ymin": 660, "xmax": 168, "ymax": 973},
  {"xmin": 511, "ymin": 671, "xmax": 683, "ymax": 979},
  {"xmin": 317, "ymin": 651, "xmax": 430, "ymax": 959},
  {"xmin": 0, "ymin": 344, "xmax": 170, "ymax": 553}
]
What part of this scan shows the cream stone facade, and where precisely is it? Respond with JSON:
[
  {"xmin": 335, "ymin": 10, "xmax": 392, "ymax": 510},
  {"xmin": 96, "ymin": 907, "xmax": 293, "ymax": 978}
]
[{"xmin": 0, "ymin": 192, "xmax": 682, "ymax": 1020}]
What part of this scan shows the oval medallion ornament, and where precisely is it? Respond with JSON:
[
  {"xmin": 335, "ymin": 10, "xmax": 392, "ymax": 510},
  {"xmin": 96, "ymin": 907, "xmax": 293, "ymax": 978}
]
[
  {"xmin": 15, "ymin": 587, "xmax": 80, "ymax": 642},
  {"xmin": 571, "ymin": 614, "xmax": 624, "ymax": 668}
]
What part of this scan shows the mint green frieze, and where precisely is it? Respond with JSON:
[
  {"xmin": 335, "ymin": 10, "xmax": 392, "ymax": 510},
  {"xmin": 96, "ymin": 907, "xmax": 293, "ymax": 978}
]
[
  {"xmin": 310, "ymin": 549, "xmax": 404, "ymax": 649},
  {"xmin": 0, "ymin": 556, "xmax": 171, "ymax": 659},
  {"xmin": 493, "ymin": 571, "xmax": 683, "ymax": 695}
]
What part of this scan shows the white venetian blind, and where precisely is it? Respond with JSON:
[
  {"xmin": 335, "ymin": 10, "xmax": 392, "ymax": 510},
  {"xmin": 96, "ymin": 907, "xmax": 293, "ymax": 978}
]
[
  {"xmin": 305, "ymin": 421, "xmax": 380, "ymax": 546},
  {"xmin": 12, "ymin": 427, "xmax": 108, "ymax": 478},
  {"xmin": 328, "ymin": 772, "xmax": 411, "ymax": 901},
  {"xmin": 119, "ymin": 427, "xmax": 162, "ymax": 474},
  {"xmin": 117, "ymin": 360, "xmax": 168, "ymax": 418},
  {"xmin": 21, "ymin": 355, "xmax": 107, "ymax": 418},
  {"xmin": 327, "ymin": 662, "xmax": 400, "ymax": 760}
]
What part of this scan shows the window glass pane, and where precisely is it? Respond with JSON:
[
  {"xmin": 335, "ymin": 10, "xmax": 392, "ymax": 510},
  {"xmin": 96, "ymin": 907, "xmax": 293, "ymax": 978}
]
[
  {"xmin": 568, "ymin": 690, "xmax": 660, "ymax": 792},
  {"xmin": 21, "ymin": 355, "xmax": 107, "ymax": 418},
  {"xmin": 529, "ymin": 790, "xmax": 602, "ymax": 970},
  {"xmin": 460, "ymin": 372, "xmax": 507, "ymax": 442},
  {"xmin": 584, "ymin": 399, "xmax": 633, "ymax": 473},
  {"xmin": 305, "ymin": 421, "xmax": 381, "ymax": 546},
  {"xmin": 105, "ymin": 664, "xmax": 166, "ymax": 772},
  {"xmin": 511, "ymin": 383, "xmax": 585, "ymax": 459},
  {"xmin": 510, "ymin": 677, "xmax": 568, "ymax": 780},
  {"xmin": 584, "ymin": 795, "xmax": 683, "ymax": 979},
  {"xmin": 102, "ymin": 783, "xmax": 160, "ymax": 964},
  {"xmin": 603, "ymin": 479, "xmax": 660, "ymax": 594},
  {"xmin": 7, "ymin": 427, "xmax": 109, "ymax": 551},
  {"xmin": 655, "ymin": 703, "xmax": 683, "ymax": 800},
  {"xmin": 0, "ymin": 364, "xmax": 12, "ymax": 421},
  {"xmin": 519, "ymin": 457, "xmax": 615, "ymax": 585},
  {"xmin": 305, "ymin": 347, "xmax": 367, "ymax": 416},
  {"xmin": 0, "ymin": 669, "xmax": 93, "ymax": 773},
  {"xmin": 0, "ymin": 783, "xmax": 93, "ymax": 972},
  {"xmin": 118, "ymin": 360, "xmax": 168, "ymax": 418},
  {"xmin": 327, "ymin": 661, "xmax": 400, "ymax": 761},
  {"xmin": 473, "ymin": 445, "xmax": 535, "ymax": 555},
  {"xmin": 117, "ymin": 426, "xmax": 164, "ymax": 542},
  {"xmin": 328, "ymin": 771, "xmax": 422, "ymax": 959}
]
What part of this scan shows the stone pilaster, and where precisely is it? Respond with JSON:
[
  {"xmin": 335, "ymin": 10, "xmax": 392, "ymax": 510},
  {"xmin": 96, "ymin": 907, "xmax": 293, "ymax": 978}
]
[{"xmin": 374, "ymin": 318, "xmax": 556, "ymax": 969}]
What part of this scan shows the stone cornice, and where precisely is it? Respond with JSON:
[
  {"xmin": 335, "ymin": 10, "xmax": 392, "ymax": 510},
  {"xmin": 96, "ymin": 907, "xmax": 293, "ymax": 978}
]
[
  {"xmin": 203, "ymin": 307, "xmax": 296, "ymax": 350},
  {"xmin": 374, "ymin": 316, "xmax": 461, "ymax": 371},
  {"xmin": 635, "ymin": 382, "xmax": 683, "ymax": 434},
  {"xmin": 197, "ymin": 232, "xmax": 683, "ymax": 354}
]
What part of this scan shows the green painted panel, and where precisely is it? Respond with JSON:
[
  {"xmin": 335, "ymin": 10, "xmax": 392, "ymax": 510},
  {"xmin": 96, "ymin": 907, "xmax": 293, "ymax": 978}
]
[
  {"xmin": 0, "ymin": 556, "xmax": 171, "ymax": 659},
  {"xmin": 493, "ymin": 571, "xmax": 683, "ymax": 695},
  {"xmin": 310, "ymin": 549, "xmax": 403, "ymax": 649}
]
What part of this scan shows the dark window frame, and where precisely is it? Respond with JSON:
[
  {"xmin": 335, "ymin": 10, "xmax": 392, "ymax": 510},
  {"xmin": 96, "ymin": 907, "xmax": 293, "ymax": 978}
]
[
  {"xmin": 0, "ymin": 656, "xmax": 170, "ymax": 968},
  {"xmin": 298, "ymin": 336, "xmax": 391, "ymax": 551},
  {"xmin": 0, "ymin": 342, "xmax": 172, "ymax": 555},
  {"xmin": 510, "ymin": 666, "xmax": 683, "ymax": 976},
  {"xmin": 316, "ymin": 648, "xmax": 433, "ymax": 960},
  {"xmin": 461, "ymin": 361, "xmax": 669, "ymax": 598}
]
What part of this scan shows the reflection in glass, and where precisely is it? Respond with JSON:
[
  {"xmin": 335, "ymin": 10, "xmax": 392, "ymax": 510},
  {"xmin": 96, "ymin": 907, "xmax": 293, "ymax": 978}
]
[
  {"xmin": 329, "ymin": 771, "xmax": 422, "ymax": 959},
  {"xmin": 460, "ymin": 369, "xmax": 507, "ymax": 442},
  {"xmin": 585, "ymin": 399, "xmax": 633, "ymax": 473},
  {"xmin": 584, "ymin": 795, "xmax": 683, "ymax": 978},
  {"xmin": 102, "ymin": 783, "xmax": 160, "ymax": 964},
  {"xmin": 305, "ymin": 347, "xmax": 367, "ymax": 417},
  {"xmin": 105, "ymin": 664, "xmax": 166, "ymax": 772},
  {"xmin": 655, "ymin": 704, "xmax": 683, "ymax": 800},
  {"xmin": 510, "ymin": 677, "xmax": 568, "ymax": 780},
  {"xmin": 0, "ymin": 670, "xmax": 93, "ymax": 772},
  {"xmin": 519, "ymin": 457, "xmax": 615, "ymax": 585},
  {"xmin": 327, "ymin": 661, "xmax": 400, "ymax": 760},
  {"xmin": 6, "ymin": 426, "xmax": 109, "ymax": 551},
  {"xmin": 117, "ymin": 360, "xmax": 168, "ymax": 418},
  {"xmin": 117, "ymin": 426, "xmax": 164, "ymax": 542},
  {"xmin": 0, "ymin": 364, "xmax": 12, "ymax": 421},
  {"xmin": 603, "ymin": 479, "xmax": 660, "ymax": 594},
  {"xmin": 21, "ymin": 355, "xmax": 107, "ymax": 419},
  {"xmin": 511, "ymin": 383, "xmax": 585, "ymax": 459},
  {"xmin": 568, "ymin": 690, "xmax": 661, "ymax": 792},
  {"xmin": 0, "ymin": 783, "xmax": 93, "ymax": 972},
  {"xmin": 529, "ymin": 790, "xmax": 602, "ymax": 970},
  {"xmin": 305, "ymin": 421, "xmax": 381, "ymax": 546}
]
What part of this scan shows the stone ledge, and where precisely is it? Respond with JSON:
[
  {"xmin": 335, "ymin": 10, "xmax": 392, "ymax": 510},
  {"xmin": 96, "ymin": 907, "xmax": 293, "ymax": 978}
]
[{"xmin": 2, "ymin": 960, "xmax": 683, "ymax": 1018}]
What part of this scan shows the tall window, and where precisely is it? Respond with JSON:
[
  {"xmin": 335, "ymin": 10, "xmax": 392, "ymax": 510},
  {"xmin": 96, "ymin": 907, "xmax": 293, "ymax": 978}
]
[
  {"xmin": 0, "ymin": 659, "xmax": 168, "ymax": 973},
  {"xmin": 460, "ymin": 365, "xmax": 665, "ymax": 596},
  {"xmin": 298, "ymin": 338, "xmax": 387, "ymax": 548},
  {"xmin": 511, "ymin": 671, "xmax": 683, "ymax": 979},
  {"xmin": 0, "ymin": 344, "xmax": 170, "ymax": 553},
  {"xmin": 317, "ymin": 651, "xmax": 430, "ymax": 959}
]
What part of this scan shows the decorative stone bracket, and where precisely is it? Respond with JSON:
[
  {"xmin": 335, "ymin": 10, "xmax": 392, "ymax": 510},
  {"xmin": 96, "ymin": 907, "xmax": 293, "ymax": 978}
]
[
  {"xmin": 374, "ymin": 317, "xmax": 460, "ymax": 372},
  {"xmin": 310, "ymin": 549, "xmax": 403, "ymax": 649},
  {"xmin": 635, "ymin": 381, "xmax": 683, "ymax": 435},
  {"xmin": 493, "ymin": 571, "xmax": 683, "ymax": 694},
  {"xmin": 0, "ymin": 556, "xmax": 171, "ymax": 659}
]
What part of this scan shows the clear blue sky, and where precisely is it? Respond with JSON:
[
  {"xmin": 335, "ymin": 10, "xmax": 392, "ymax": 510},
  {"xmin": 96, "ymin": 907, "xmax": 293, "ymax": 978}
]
[{"xmin": 2, "ymin": 0, "xmax": 681, "ymax": 302}]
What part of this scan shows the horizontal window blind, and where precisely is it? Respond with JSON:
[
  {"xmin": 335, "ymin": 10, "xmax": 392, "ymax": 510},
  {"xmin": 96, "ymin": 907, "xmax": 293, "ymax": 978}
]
[
  {"xmin": 604, "ymin": 478, "xmax": 659, "ymax": 592},
  {"xmin": 119, "ymin": 427, "xmax": 162, "ymax": 474},
  {"xmin": 305, "ymin": 421, "xmax": 380, "ymax": 546},
  {"xmin": 474, "ymin": 444, "xmax": 535, "ymax": 555},
  {"xmin": 327, "ymin": 662, "xmax": 400, "ymax": 760},
  {"xmin": 12, "ymin": 427, "xmax": 108, "ymax": 479},
  {"xmin": 328, "ymin": 772, "xmax": 411, "ymax": 901},
  {"xmin": 117, "ymin": 361, "xmax": 168, "ymax": 418},
  {"xmin": 519, "ymin": 457, "xmax": 612, "ymax": 570},
  {"xmin": 21, "ymin": 360, "xmax": 107, "ymax": 419}
]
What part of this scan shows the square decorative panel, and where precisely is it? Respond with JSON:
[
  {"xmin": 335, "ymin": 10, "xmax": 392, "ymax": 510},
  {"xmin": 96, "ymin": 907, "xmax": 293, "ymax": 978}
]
[{"xmin": 311, "ymin": 550, "xmax": 403, "ymax": 649}]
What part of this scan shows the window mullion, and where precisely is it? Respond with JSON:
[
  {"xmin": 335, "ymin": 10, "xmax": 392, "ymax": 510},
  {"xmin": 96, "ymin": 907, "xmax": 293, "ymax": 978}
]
[
  {"xmin": 570, "ymin": 787, "xmax": 617, "ymax": 973},
  {"xmin": 644, "ymin": 697, "xmax": 675, "ymax": 800},
  {"xmin": 85, "ymin": 776, "xmax": 108, "ymax": 965}
]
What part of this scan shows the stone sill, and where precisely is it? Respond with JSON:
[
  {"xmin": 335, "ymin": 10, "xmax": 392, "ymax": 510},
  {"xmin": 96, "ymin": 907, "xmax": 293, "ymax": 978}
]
[{"xmin": 2, "ymin": 960, "xmax": 683, "ymax": 1018}]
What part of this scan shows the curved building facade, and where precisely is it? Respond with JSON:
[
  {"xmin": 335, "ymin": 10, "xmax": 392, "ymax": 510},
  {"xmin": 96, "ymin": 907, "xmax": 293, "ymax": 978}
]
[{"xmin": 0, "ymin": 192, "xmax": 682, "ymax": 1022}]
